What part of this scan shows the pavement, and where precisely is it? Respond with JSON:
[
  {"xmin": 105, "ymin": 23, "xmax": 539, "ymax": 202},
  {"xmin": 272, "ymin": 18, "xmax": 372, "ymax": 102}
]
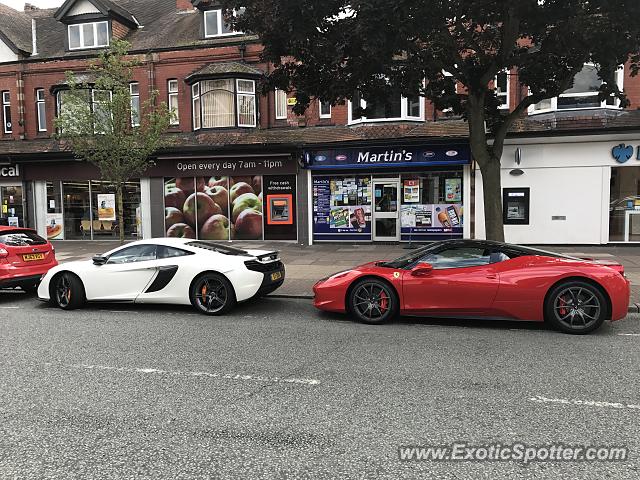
[
  {"xmin": 1, "ymin": 294, "xmax": 639, "ymax": 479},
  {"xmin": 52, "ymin": 240, "xmax": 640, "ymax": 307}
]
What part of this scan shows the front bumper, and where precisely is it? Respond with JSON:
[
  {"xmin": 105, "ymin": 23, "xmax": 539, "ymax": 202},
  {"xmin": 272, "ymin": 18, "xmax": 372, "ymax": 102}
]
[{"xmin": 313, "ymin": 281, "xmax": 347, "ymax": 313}]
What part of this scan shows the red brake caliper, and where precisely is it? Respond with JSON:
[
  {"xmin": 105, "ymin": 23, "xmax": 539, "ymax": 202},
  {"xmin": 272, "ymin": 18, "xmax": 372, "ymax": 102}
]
[
  {"xmin": 559, "ymin": 296, "xmax": 567, "ymax": 316},
  {"xmin": 379, "ymin": 291, "xmax": 388, "ymax": 312}
]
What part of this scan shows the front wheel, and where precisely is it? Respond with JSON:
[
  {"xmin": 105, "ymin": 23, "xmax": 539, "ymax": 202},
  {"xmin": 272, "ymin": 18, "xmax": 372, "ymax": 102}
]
[
  {"xmin": 545, "ymin": 281, "xmax": 607, "ymax": 334},
  {"xmin": 348, "ymin": 278, "xmax": 399, "ymax": 325},
  {"xmin": 190, "ymin": 273, "xmax": 236, "ymax": 316},
  {"xmin": 51, "ymin": 273, "xmax": 85, "ymax": 310}
]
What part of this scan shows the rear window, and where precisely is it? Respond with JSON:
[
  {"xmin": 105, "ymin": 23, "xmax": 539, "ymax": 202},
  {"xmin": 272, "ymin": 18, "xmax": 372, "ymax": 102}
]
[{"xmin": 0, "ymin": 230, "xmax": 48, "ymax": 246}]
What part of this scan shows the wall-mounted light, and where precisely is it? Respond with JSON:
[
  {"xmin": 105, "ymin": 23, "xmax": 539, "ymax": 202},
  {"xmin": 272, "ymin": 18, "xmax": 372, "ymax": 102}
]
[
  {"xmin": 509, "ymin": 168, "xmax": 524, "ymax": 176},
  {"xmin": 515, "ymin": 147, "xmax": 522, "ymax": 165}
]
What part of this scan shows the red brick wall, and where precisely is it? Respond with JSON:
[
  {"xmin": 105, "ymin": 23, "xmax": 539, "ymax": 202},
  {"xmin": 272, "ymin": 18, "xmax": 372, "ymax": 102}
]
[{"xmin": 112, "ymin": 20, "xmax": 131, "ymax": 41}]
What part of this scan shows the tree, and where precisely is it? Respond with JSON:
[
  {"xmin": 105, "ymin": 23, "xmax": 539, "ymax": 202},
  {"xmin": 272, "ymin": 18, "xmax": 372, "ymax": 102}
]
[
  {"xmin": 222, "ymin": 0, "xmax": 640, "ymax": 240},
  {"xmin": 55, "ymin": 39, "xmax": 172, "ymax": 243}
]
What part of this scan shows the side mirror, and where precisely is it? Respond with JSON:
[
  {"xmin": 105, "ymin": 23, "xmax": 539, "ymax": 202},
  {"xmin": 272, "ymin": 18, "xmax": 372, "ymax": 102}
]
[
  {"xmin": 411, "ymin": 262, "xmax": 433, "ymax": 277},
  {"xmin": 93, "ymin": 255, "xmax": 108, "ymax": 265}
]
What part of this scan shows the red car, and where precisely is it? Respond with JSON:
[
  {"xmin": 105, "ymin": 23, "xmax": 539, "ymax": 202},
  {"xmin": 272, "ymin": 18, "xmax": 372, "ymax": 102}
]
[
  {"xmin": 0, "ymin": 226, "xmax": 58, "ymax": 293},
  {"xmin": 313, "ymin": 240, "xmax": 630, "ymax": 334}
]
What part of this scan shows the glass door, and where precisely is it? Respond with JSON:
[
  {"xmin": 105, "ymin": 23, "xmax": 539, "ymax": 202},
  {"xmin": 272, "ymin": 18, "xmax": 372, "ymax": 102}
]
[
  {"xmin": 1, "ymin": 185, "xmax": 24, "ymax": 227},
  {"xmin": 373, "ymin": 180, "xmax": 400, "ymax": 241}
]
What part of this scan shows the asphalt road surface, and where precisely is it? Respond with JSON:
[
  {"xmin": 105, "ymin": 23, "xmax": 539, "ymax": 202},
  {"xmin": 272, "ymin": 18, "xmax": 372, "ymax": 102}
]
[{"xmin": 1, "ymin": 291, "xmax": 639, "ymax": 480}]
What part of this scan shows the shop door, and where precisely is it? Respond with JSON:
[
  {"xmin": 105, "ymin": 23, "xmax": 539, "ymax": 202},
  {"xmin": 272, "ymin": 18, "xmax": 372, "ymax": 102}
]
[
  {"xmin": 1, "ymin": 185, "xmax": 24, "ymax": 227},
  {"xmin": 373, "ymin": 180, "xmax": 400, "ymax": 241}
]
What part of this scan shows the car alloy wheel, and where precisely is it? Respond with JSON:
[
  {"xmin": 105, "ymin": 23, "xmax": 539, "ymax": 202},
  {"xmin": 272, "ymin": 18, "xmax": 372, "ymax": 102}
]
[
  {"xmin": 349, "ymin": 279, "xmax": 398, "ymax": 324},
  {"xmin": 545, "ymin": 281, "xmax": 607, "ymax": 334},
  {"xmin": 51, "ymin": 273, "xmax": 85, "ymax": 310},
  {"xmin": 191, "ymin": 273, "xmax": 236, "ymax": 315},
  {"xmin": 56, "ymin": 275, "xmax": 72, "ymax": 308}
]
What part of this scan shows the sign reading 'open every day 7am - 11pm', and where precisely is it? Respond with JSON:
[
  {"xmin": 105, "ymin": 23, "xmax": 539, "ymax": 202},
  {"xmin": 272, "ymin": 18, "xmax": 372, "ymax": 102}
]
[
  {"xmin": 147, "ymin": 156, "xmax": 296, "ymax": 177},
  {"xmin": 304, "ymin": 145, "xmax": 471, "ymax": 169}
]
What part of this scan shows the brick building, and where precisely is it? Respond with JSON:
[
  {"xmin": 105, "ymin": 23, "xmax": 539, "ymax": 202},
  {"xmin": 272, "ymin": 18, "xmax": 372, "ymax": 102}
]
[{"xmin": 1, "ymin": 0, "xmax": 640, "ymax": 244}]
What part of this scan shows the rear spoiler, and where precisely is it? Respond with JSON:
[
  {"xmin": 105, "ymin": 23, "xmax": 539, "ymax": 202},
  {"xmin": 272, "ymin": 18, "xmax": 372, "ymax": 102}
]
[{"xmin": 580, "ymin": 258, "xmax": 625, "ymax": 276}]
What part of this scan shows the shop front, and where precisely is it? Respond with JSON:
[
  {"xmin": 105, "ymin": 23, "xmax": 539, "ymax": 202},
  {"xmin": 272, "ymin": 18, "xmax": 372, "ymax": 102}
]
[
  {"xmin": 0, "ymin": 164, "xmax": 25, "ymax": 227},
  {"xmin": 147, "ymin": 154, "xmax": 298, "ymax": 242},
  {"xmin": 304, "ymin": 144, "xmax": 472, "ymax": 243}
]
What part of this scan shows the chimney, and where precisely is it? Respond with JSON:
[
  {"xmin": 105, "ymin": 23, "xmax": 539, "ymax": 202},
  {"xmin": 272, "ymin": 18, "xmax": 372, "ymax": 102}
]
[
  {"xmin": 176, "ymin": 0, "xmax": 194, "ymax": 11},
  {"xmin": 24, "ymin": 3, "xmax": 39, "ymax": 11}
]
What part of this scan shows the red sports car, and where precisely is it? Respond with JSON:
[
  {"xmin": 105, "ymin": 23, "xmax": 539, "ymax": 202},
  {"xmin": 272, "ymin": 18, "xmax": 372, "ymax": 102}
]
[
  {"xmin": 313, "ymin": 240, "xmax": 630, "ymax": 334},
  {"xmin": 0, "ymin": 226, "xmax": 58, "ymax": 293}
]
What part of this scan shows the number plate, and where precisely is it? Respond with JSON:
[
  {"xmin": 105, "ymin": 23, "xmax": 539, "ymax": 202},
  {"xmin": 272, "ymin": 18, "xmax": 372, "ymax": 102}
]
[
  {"xmin": 23, "ymin": 253, "xmax": 45, "ymax": 262},
  {"xmin": 271, "ymin": 271, "xmax": 283, "ymax": 281}
]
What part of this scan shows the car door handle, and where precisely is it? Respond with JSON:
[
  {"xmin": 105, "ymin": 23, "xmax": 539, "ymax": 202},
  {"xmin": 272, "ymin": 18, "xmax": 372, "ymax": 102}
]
[{"xmin": 486, "ymin": 274, "xmax": 497, "ymax": 279}]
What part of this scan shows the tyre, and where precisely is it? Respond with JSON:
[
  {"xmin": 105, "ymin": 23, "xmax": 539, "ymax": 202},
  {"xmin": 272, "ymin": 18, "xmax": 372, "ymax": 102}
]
[
  {"xmin": 348, "ymin": 278, "xmax": 399, "ymax": 325},
  {"xmin": 190, "ymin": 273, "xmax": 236, "ymax": 315},
  {"xmin": 545, "ymin": 280, "xmax": 607, "ymax": 334},
  {"xmin": 51, "ymin": 273, "xmax": 85, "ymax": 310}
]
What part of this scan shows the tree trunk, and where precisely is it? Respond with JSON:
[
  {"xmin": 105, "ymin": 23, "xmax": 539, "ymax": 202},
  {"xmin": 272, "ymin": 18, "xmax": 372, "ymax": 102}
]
[
  {"xmin": 466, "ymin": 93, "xmax": 505, "ymax": 242},
  {"xmin": 116, "ymin": 184, "xmax": 125, "ymax": 244}
]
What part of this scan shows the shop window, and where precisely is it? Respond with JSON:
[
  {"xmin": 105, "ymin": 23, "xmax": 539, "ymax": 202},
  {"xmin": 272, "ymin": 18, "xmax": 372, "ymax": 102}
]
[
  {"xmin": 163, "ymin": 175, "xmax": 295, "ymax": 241},
  {"xmin": 46, "ymin": 181, "xmax": 64, "ymax": 240},
  {"xmin": 2, "ymin": 91, "xmax": 11, "ymax": 134},
  {"xmin": 191, "ymin": 79, "xmax": 256, "ymax": 129},
  {"xmin": 349, "ymin": 90, "xmax": 424, "ymax": 124},
  {"xmin": 502, "ymin": 187, "xmax": 530, "ymax": 225},
  {"xmin": 530, "ymin": 64, "xmax": 624, "ymax": 114},
  {"xmin": 609, "ymin": 166, "xmax": 640, "ymax": 242},
  {"xmin": 36, "ymin": 89, "xmax": 47, "ymax": 132},
  {"xmin": 68, "ymin": 21, "xmax": 109, "ymax": 50},
  {"xmin": 168, "ymin": 80, "xmax": 179, "ymax": 125}
]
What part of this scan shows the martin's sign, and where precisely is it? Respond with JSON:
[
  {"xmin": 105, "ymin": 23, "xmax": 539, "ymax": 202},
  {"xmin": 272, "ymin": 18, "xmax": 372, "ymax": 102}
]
[
  {"xmin": 0, "ymin": 164, "xmax": 20, "ymax": 178},
  {"xmin": 303, "ymin": 144, "xmax": 470, "ymax": 170}
]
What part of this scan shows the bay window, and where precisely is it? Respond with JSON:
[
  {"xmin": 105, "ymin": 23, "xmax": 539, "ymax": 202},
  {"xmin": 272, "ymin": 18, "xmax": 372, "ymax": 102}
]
[
  {"xmin": 348, "ymin": 91, "xmax": 424, "ymax": 124},
  {"xmin": 192, "ymin": 78, "xmax": 256, "ymax": 129},
  {"xmin": 530, "ymin": 64, "xmax": 624, "ymax": 114},
  {"xmin": 68, "ymin": 21, "xmax": 109, "ymax": 50}
]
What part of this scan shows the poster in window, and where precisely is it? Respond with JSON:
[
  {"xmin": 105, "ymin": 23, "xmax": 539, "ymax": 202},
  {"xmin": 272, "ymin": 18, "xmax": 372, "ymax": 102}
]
[
  {"xmin": 46, "ymin": 213, "xmax": 64, "ymax": 240},
  {"xmin": 97, "ymin": 193, "xmax": 116, "ymax": 221},
  {"xmin": 403, "ymin": 179, "xmax": 420, "ymax": 203},
  {"xmin": 445, "ymin": 178, "xmax": 462, "ymax": 202}
]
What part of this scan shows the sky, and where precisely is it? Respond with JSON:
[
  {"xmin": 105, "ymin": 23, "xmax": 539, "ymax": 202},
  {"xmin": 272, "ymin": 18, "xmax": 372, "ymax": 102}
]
[{"xmin": 0, "ymin": 0, "xmax": 64, "ymax": 9}]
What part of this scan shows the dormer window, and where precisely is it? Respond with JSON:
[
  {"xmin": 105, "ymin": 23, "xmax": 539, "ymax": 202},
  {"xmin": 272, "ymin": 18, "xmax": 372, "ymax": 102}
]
[
  {"xmin": 204, "ymin": 9, "xmax": 241, "ymax": 38},
  {"xmin": 68, "ymin": 21, "xmax": 109, "ymax": 50}
]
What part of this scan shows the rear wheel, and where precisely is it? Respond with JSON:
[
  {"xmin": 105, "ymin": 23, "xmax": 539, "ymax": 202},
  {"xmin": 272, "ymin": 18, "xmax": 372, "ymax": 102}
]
[
  {"xmin": 51, "ymin": 273, "xmax": 85, "ymax": 310},
  {"xmin": 190, "ymin": 273, "xmax": 236, "ymax": 315},
  {"xmin": 348, "ymin": 278, "xmax": 399, "ymax": 325},
  {"xmin": 545, "ymin": 281, "xmax": 607, "ymax": 334}
]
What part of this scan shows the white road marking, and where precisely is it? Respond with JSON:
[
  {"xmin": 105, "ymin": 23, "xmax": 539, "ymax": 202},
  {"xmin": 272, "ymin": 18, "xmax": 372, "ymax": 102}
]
[
  {"xmin": 0, "ymin": 306, "xmax": 20, "ymax": 309},
  {"xmin": 529, "ymin": 395, "xmax": 640, "ymax": 411},
  {"xmin": 45, "ymin": 362, "xmax": 320, "ymax": 386},
  {"xmin": 618, "ymin": 333, "xmax": 640, "ymax": 336}
]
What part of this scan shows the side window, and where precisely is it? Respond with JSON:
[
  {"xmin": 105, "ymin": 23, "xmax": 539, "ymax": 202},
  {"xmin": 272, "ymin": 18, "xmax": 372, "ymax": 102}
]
[
  {"xmin": 107, "ymin": 244, "xmax": 157, "ymax": 264},
  {"xmin": 158, "ymin": 245, "xmax": 193, "ymax": 259},
  {"xmin": 421, "ymin": 247, "xmax": 491, "ymax": 269}
]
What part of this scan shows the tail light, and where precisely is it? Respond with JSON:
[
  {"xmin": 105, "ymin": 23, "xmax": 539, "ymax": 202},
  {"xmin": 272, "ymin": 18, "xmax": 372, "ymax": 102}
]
[{"xmin": 0, "ymin": 248, "xmax": 8, "ymax": 258}]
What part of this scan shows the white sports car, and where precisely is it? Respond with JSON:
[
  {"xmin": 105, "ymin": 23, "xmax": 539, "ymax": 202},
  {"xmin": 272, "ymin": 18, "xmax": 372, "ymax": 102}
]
[{"xmin": 37, "ymin": 238, "xmax": 285, "ymax": 315}]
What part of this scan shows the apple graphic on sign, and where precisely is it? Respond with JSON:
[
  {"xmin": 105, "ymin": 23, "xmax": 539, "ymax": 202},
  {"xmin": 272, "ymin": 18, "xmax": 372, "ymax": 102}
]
[
  {"xmin": 231, "ymin": 176, "xmax": 253, "ymax": 187},
  {"xmin": 234, "ymin": 209, "xmax": 263, "ymax": 239},
  {"xmin": 165, "ymin": 207, "xmax": 184, "ymax": 229},
  {"xmin": 200, "ymin": 214, "xmax": 231, "ymax": 240},
  {"xmin": 205, "ymin": 186, "xmax": 229, "ymax": 214},
  {"xmin": 183, "ymin": 192, "xmax": 222, "ymax": 228},
  {"xmin": 252, "ymin": 176, "xmax": 262, "ymax": 194},
  {"xmin": 208, "ymin": 176, "xmax": 228, "ymax": 188},
  {"xmin": 230, "ymin": 182, "xmax": 255, "ymax": 203},
  {"xmin": 231, "ymin": 192, "xmax": 262, "ymax": 222},
  {"xmin": 166, "ymin": 223, "xmax": 196, "ymax": 238},
  {"xmin": 164, "ymin": 187, "xmax": 187, "ymax": 210}
]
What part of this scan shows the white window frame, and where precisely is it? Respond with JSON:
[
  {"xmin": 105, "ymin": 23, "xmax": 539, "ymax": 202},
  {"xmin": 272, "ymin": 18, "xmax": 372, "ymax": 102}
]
[
  {"xmin": 91, "ymin": 89, "xmax": 113, "ymax": 134},
  {"xmin": 347, "ymin": 95, "xmax": 425, "ymax": 125},
  {"xmin": 168, "ymin": 79, "xmax": 179, "ymax": 126},
  {"xmin": 2, "ymin": 91, "xmax": 12, "ymax": 134},
  {"xmin": 204, "ymin": 9, "xmax": 242, "ymax": 38},
  {"xmin": 496, "ymin": 70, "xmax": 510, "ymax": 110},
  {"xmin": 236, "ymin": 79, "xmax": 256, "ymax": 127},
  {"xmin": 36, "ymin": 88, "xmax": 47, "ymax": 132},
  {"xmin": 529, "ymin": 64, "xmax": 625, "ymax": 115},
  {"xmin": 275, "ymin": 89, "xmax": 287, "ymax": 120},
  {"xmin": 192, "ymin": 83, "xmax": 201, "ymax": 130},
  {"xmin": 319, "ymin": 99, "xmax": 332, "ymax": 119},
  {"xmin": 68, "ymin": 21, "xmax": 110, "ymax": 50},
  {"xmin": 129, "ymin": 82, "xmax": 140, "ymax": 127}
]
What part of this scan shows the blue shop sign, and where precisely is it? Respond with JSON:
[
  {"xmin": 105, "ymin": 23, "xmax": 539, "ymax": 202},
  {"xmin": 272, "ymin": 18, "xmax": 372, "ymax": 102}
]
[
  {"xmin": 612, "ymin": 143, "xmax": 640, "ymax": 163},
  {"xmin": 304, "ymin": 144, "xmax": 471, "ymax": 170}
]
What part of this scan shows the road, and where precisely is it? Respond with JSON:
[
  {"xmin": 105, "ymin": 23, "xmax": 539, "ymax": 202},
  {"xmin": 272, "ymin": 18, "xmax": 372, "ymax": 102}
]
[{"xmin": 0, "ymin": 291, "xmax": 639, "ymax": 480}]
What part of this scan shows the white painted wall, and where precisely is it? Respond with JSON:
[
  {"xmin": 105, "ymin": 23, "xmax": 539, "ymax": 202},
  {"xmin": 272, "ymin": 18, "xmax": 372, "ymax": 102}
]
[
  {"xmin": 67, "ymin": 0, "xmax": 101, "ymax": 16},
  {"xmin": 474, "ymin": 135, "xmax": 640, "ymax": 244},
  {"xmin": 0, "ymin": 38, "xmax": 18, "ymax": 63}
]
